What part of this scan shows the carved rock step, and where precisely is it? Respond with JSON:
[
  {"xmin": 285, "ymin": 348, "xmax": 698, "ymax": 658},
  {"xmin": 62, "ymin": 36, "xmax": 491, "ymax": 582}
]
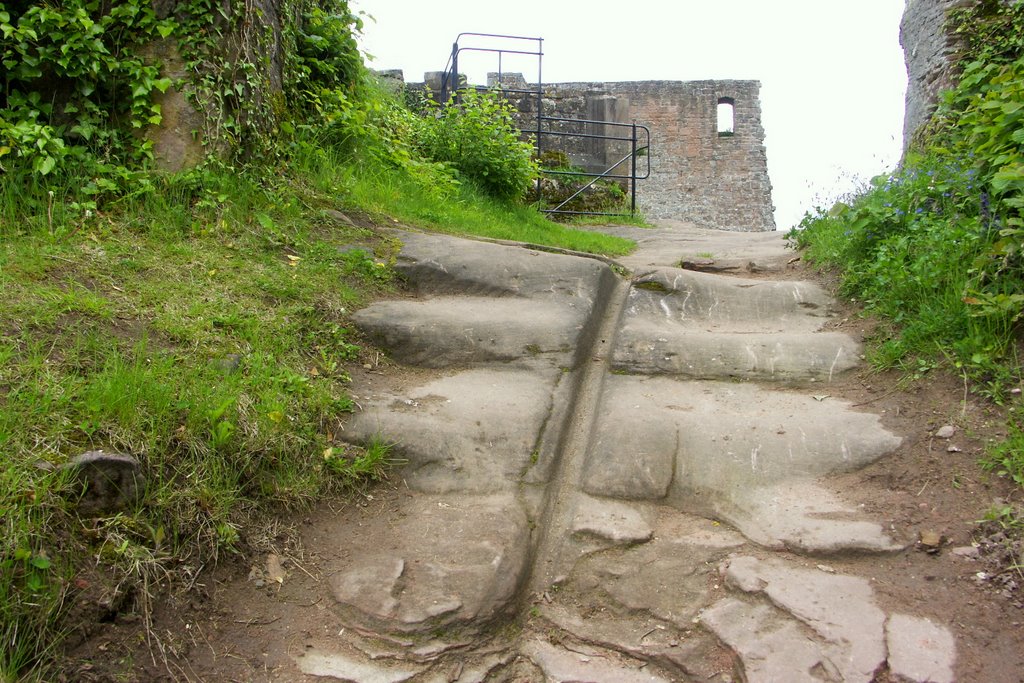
[
  {"xmin": 354, "ymin": 296, "xmax": 591, "ymax": 369},
  {"xmin": 325, "ymin": 493, "xmax": 531, "ymax": 638},
  {"xmin": 393, "ymin": 230, "xmax": 616, "ymax": 300},
  {"xmin": 614, "ymin": 267, "xmax": 860, "ymax": 382},
  {"xmin": 628, "ymin": 268, "xmax": 837, "ymax": 333},
  {"xmin": 345, "ymin": 367, "xmax": 564, "ymax": 494},
  {"xmin": 581, "ymin": 219, "xmax": 794, "ymax": 272},
  {"xmin": 581, "ymin": 375, "xmax": 903, "ymax": 553},
  {"xmin": 613, "ymin": 326, "xmax": 860, "ymax": 381}
]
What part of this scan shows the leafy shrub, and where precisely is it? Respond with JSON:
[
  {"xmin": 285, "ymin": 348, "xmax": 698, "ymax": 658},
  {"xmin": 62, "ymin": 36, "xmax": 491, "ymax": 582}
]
[
  {"xmin": 535, "ymin": 149, "xmax": 629, "ymax": 217},
  {"xmin": 414, "ymin": 88, "xmax": 538, "ymax": 202},
  {"xmin": 790, "ymin": 1, "xmax": 1024, "ymax": 398},
  {"xmin": 0, "ymin": 1, "xmax": 174, "ymax": 175}
]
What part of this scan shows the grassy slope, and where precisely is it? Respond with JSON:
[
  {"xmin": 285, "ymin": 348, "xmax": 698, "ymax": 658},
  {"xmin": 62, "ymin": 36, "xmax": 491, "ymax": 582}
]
[{"xmin": 0, "ymin": 146, "xmax": 634, "ymax": 677}]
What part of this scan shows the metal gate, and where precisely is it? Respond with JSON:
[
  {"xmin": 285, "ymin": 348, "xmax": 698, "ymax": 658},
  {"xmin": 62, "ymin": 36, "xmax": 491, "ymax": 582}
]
[{"xmin": 438, "ymin": 33, "xmax": 650, "ymax": 218}]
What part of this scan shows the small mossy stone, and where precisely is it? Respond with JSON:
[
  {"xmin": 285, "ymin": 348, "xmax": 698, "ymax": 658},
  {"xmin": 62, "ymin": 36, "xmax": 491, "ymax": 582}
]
[{"xmin": 62, "ymin": 451, "xmax": 145, "ymax": 515}]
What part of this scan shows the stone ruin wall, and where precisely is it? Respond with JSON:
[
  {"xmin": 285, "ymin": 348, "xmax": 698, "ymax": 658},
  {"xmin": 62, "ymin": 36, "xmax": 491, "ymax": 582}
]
[
  {"xmin": 900, "ymin": 0, "xmax": 969, "ymax": 148},
  {"xmin": 410, "ymin": 72, "xmax": 776, "ymax": 232}
]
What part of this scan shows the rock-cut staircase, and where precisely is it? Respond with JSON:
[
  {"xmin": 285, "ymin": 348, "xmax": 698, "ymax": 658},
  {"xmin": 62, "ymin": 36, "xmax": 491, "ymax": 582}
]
[{"xmin": 207, "ymin": 223, "xmax": 959, "ymax": 682}]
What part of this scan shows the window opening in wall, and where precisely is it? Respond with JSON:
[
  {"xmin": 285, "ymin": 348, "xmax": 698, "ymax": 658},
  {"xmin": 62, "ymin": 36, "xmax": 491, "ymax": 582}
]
[{"xmin": 717, "ymin": 98, "xmax": 735, "ymax": 137}]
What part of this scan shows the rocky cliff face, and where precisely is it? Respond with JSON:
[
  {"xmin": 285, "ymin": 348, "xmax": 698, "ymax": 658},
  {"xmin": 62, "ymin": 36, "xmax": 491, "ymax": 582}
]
[{"xmin": 900, "ymin": 0, "xmax": 968, "ymax": 147}]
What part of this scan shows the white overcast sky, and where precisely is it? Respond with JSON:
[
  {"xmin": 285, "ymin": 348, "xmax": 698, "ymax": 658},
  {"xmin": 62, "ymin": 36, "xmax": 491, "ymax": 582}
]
[{"xmin": 354, "ymin": 0, "xmax": 908, "ymax": 231}]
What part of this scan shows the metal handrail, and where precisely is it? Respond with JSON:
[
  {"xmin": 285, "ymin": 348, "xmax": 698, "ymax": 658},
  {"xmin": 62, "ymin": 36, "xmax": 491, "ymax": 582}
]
[
  {"xmin": 437, "ymin": 33, "xmax": 650, "ymax": 217},
  {"xmin": 535, "ymin": 114, "xmax": 651, "ymax": 215}
]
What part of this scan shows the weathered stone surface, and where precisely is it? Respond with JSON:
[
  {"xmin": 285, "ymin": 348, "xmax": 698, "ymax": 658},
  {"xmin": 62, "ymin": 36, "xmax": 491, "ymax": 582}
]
[
  {"xmin": 598, "ymin": 374, "xmax": 900, "ymax": 484},
  {"xmin": 328, "ymin": 494, "xmax": 530, "ymax": 635},
  {"xmin": 570, "ymin": 496, "xmax": 653, "ymax": 545},
  {"xmin": 345, "ymin": 368, "xmax": 558, "ymax": 494},
  {"xmin": 722, "ymin": 556, "xmax": 887, "ymax": 683},
  {"xmin": 581, "ymin": 413, "xmax": 677, "ymax": 500},
  {"xmin": 414, "ymin": 653, "xmax": 514, "ymax": 683},
  {"xmin": 585, "ymin": 220, "xmax": 792, "ymax": 271},
  {"xmin": 886, "ymin": 613, "xmax": 956, "ymax": 683},
  {"xmin": 613, "ymin": 266, "xmax": 859, "ymax": 381},
  {"xmin": 627, "ymin": 268, "xmax": 836, "ymax": 333},
  {"xmin": 570, "ymin": 512, "xmax": 743, "ymax": 629},
  {"xmin": 581, "ymin": 375, "xmax": 901, "ymax": 551},
  {"xmin": 140, "ymin": 222, "xmax": 974, "ymax": 681},
  {"xmin": 726, "ymin": 482, "xmax": 903, "ymax": 553},
  {"xmin": 614, "ymin": 327, "xmax": 860, "ymax": 381},
  {"xmin": 522, "ymin": 639, "xmax": 671, "ymax": 683},
  {"xmin": 296, "ymin": 648, "xmax": 422, "ymax": 683},
  {"xmin": 354, "ymin": 296, "xmax": 589, "ymax": 368},
  {"xmin": 901, "ymin": 0, "xmax": 964, "ymax": 148},
  {"xmin": 393, "ymin": 231, "xmax": 616, "ymax": 301},
  {"xmin": 62, "ymin": 450, "xmax": 144, "ymax": 515},
  {"xmin": 701, "ymin": 598, "xmax": 833, "ymax": 683}
]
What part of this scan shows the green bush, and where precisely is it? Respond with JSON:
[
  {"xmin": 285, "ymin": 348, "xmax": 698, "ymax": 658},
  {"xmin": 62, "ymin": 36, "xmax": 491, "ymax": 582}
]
[
  {"xmin": 0, "ymin": 0, "xmax": 174, "ymax": 175},
  {"xmin": 414, "ymin": 88, "xmax": 538, "ymax": 202},
  {"xmin": 789, "ymin": 1, "xmax": 1024, "ymax": 399}
]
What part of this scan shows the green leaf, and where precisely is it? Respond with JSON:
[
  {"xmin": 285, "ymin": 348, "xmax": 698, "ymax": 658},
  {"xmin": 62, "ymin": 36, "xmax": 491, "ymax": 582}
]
[
  {"xmin": 30, "ymin": 555, "xmax": 51, "ymax": 570},
  {"xmin": 157, "ymin": 21, "xmax": 177, "ymax": 38},
  {"xmin": 34, "ymin": 155, "xmax": 56, "ymax": 175},
  {"xmin": 256, "ymin": 213, "xmax": 276, "ymax": 230}
]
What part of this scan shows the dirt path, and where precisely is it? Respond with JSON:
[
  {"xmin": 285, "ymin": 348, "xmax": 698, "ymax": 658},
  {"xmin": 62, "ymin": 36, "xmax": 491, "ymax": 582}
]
[{"xmin": 70, "ymin": 221, "xmax": 1024, "ymax": 682}]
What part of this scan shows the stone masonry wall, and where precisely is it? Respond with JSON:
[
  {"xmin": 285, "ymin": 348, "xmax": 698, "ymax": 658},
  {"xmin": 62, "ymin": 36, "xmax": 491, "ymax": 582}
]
[
  {"xmin": 411, "ymin": 72, "xmax": 776, "ymax": 232},
  {"xmin": 611, "ymin": 79, "xmax": 774, "ymax": 231},
  {"xmin": 900, "ymin": 0, "xmax": 969, "ymax": 148},
  {"xmin": 514, "ymin": 78, "xmax": 775, "ymax": 231}
]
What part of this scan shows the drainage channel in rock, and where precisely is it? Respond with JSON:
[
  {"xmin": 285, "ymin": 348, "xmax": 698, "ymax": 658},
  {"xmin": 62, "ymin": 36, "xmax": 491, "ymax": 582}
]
[
  {"xmin": 171, "ymin": 226, "xmax": 959, "ymax": 683},
  {"xmin": 524, "ymin": 274, "xmax": 631, "ymax": 597}
]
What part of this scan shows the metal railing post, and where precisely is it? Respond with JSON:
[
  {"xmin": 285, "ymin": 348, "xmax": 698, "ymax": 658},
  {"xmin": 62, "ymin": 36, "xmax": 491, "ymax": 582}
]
[
  {"xmin": 631, "ymin": 121, "xmax": 638, "ymax": 216},
  {"xmin": 451, "ymin": 43, "xmax": 459, "ymax": 105},
  {"xmin": 535, "ymin": 38, "xmax": 544, "ymax": 206}
]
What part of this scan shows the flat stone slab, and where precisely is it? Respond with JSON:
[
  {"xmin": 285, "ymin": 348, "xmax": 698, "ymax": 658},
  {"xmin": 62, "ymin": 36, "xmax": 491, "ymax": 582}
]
[
  {"xmin": 721, "ymin": 556, "xmax": 887, "ymax": 682},
  {"xmin": 522, "ymin": 639, "xmax": 671, "ymax": 683},
  {"xmin": 701, "ymin": 598, "xmax": 833, "ymax": 683},
  {"xmin": 328, "ymin": 493, "xmax": 530, "ymax": 636},
  {"xmin": 729, "ymin": 482, "xmax": 903, "ymax": 553},
  {"xmin": 296, "ymin": 648, "xmax": 422, "ymax": 682},
  {"xmin": 355, "ymin": 296, "xmax": 589, "ymax": 368},
  {"xmin": 570, "ymin": 495, "xmax": 653, "ymax": 545},
  {"xmin": 579, "ymin": 220, "xmax": 794, "ymax": 271},
  {"xmin": 614, "ymin": 326, "xmax": 860, "ymax": 381},
  {"xmin": 586, "ymin": 376, "xmax": 900, "ymax": 492},
  {"xmin": 886, "ymin": 613, "xmax": 956, "ymax": 683},
  {"xmin": 346, "ymin": 368, "xmax": 559, "ymax": 493}
]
